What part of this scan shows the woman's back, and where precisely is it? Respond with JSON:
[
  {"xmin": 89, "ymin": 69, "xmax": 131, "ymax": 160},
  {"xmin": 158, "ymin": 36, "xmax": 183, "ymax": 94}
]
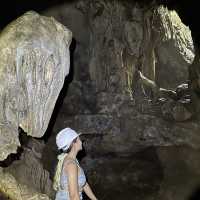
[{"xmin": 55, "ymin": 158, "xmax": 86, "ymax": 200}]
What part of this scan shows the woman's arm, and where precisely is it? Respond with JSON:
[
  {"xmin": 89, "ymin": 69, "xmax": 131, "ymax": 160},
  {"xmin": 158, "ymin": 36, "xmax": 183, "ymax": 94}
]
[
  {"xmin": 64, "ymin": 161, "xmax": 80, "ymax": 200},
  {"xmin": 83, "ymin": 182, "xmax": 98, "ymax": 200}
]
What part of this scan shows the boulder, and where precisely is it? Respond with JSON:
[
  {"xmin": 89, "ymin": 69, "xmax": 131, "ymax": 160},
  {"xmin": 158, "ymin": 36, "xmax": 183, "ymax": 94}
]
[{"xmin": 0, "ymin": 11, "xmax": 72, "ymax": 160}]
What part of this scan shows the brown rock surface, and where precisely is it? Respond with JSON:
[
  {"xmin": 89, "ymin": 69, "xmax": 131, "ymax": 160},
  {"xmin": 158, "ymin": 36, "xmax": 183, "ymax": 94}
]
[{"xmin": 0, "ymin": 11, "xmax": 72, "ymax": 161}]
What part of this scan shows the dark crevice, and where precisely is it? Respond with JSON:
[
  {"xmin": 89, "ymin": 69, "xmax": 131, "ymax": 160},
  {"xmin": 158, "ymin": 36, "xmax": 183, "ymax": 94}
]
[
  {"xmin": 188, "ymin": 187, "xmax": 200, "ymax": 200},
  {"xmin": 0, "ymin": 128, "xmax": 29, "ymax": 167}
]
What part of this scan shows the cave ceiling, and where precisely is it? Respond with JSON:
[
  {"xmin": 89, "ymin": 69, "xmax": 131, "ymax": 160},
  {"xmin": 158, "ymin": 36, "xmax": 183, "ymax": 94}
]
[{"xmin": 0, "ymin": 0, "xmax": 199, "ymax": 47}]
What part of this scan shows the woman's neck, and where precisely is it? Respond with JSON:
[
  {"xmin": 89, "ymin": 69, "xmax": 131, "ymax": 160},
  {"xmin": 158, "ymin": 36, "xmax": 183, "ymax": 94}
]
[{"xmin": 67, "ymin": 149, "xmax": 77, "ymax": 160}]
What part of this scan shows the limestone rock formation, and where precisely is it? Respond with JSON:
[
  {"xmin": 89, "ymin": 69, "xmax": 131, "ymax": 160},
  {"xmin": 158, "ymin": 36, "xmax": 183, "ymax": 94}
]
[
  {"xmin": 0, "ymin": 167, "xmax": 51, "ymax": 200},
  {"xmin": 0, "ymin": 11, "xmax": 72, "ymax": 161},
  {"xmin": 154, "ymin": 6, "xmax": 194, "ymax": 88},
  {"xmin": 5, "ymin": 138, "xmax": 55, "ymax": 199},
  {"xmin": 42, "ymin": 1, "xmax": 200, "ymax": 199},
  {"xmin": 44, "ymin": 1, "xmax": 199, "ymax": 156}
]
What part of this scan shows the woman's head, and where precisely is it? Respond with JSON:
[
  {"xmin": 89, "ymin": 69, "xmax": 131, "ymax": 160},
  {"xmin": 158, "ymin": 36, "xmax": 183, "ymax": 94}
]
[
  {"xmin": 64, "ymin": 136, "xmax": 83, "ymax": 153},
  {"xmin": 56, "ymin": 127, "xmax": 82, "ymax": 153}
]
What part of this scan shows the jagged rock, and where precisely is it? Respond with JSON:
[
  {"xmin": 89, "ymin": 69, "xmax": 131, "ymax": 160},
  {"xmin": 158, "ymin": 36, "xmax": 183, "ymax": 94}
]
[
  {"xmin": 175, "ymin": 83, "xmax": 190, "ymax": 98},
  {"xmin": 0, "ymin": 167, "xmax": 51, "ymax": 200},
  {"xmin": 137, "ymin": 71, "xmax": 193, "ymax": 121},
  {"xmin": 0, "ymin": 11, "xmax": 72, "ymax": 161},
  {"xmin": 172, "ymin": 102, "xmax": 192, "ymax": 121},
  {"xmin": 154, "ymin": 6, "xmax": 194, "ymax": 89},
  {"xmin": 5, "ymin": 138, "xmax": 55, "ymax": 198}
]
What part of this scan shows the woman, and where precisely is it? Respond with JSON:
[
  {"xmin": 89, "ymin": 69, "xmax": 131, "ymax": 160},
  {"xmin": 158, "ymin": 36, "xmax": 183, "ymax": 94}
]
[{"xmin": 53, "ymin": 127, "xmax": 98, "ymax": 200}]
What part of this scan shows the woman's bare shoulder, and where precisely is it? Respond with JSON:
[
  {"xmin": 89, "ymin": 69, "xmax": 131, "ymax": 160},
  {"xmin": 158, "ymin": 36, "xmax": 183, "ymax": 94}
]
[
  {"xmin": 64, "ymin": 157, "xmax": 77, "ymax": 170},
  {"xmin": 63, "ymin": 158, "xmax": 78, "ymax": 176}
]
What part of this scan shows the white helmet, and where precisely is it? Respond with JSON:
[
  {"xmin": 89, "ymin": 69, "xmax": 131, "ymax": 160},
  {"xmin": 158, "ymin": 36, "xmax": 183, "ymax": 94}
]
[{"xmin": 56, "ymin": 127, "xmax": 81, "ymax": 150}]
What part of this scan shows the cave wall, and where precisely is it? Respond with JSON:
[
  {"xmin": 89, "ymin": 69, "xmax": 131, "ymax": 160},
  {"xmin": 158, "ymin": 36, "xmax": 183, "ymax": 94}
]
[
  {"xmin": 1, "ymin": 0, "xmax": 200, "ymax": 199},
  {"xmin": 43, "ymin": 0, "xmax": 199, "ymax": 156},
  {"xmin": 40, "ymin": 1, "xmax": 200, "ymax": 199}
]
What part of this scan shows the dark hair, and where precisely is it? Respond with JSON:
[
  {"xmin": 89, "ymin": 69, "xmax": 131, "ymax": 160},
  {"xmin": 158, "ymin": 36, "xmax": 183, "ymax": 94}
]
[{"xmin": 62, "ymin": 137, "xmax": 78, "ymax": 153}]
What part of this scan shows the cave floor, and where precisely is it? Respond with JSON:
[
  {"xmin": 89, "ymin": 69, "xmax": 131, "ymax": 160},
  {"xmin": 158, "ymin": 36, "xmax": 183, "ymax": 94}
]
[{"xmin": 82, "ymin": 145, "xmax": 200, "ymax": 200}]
